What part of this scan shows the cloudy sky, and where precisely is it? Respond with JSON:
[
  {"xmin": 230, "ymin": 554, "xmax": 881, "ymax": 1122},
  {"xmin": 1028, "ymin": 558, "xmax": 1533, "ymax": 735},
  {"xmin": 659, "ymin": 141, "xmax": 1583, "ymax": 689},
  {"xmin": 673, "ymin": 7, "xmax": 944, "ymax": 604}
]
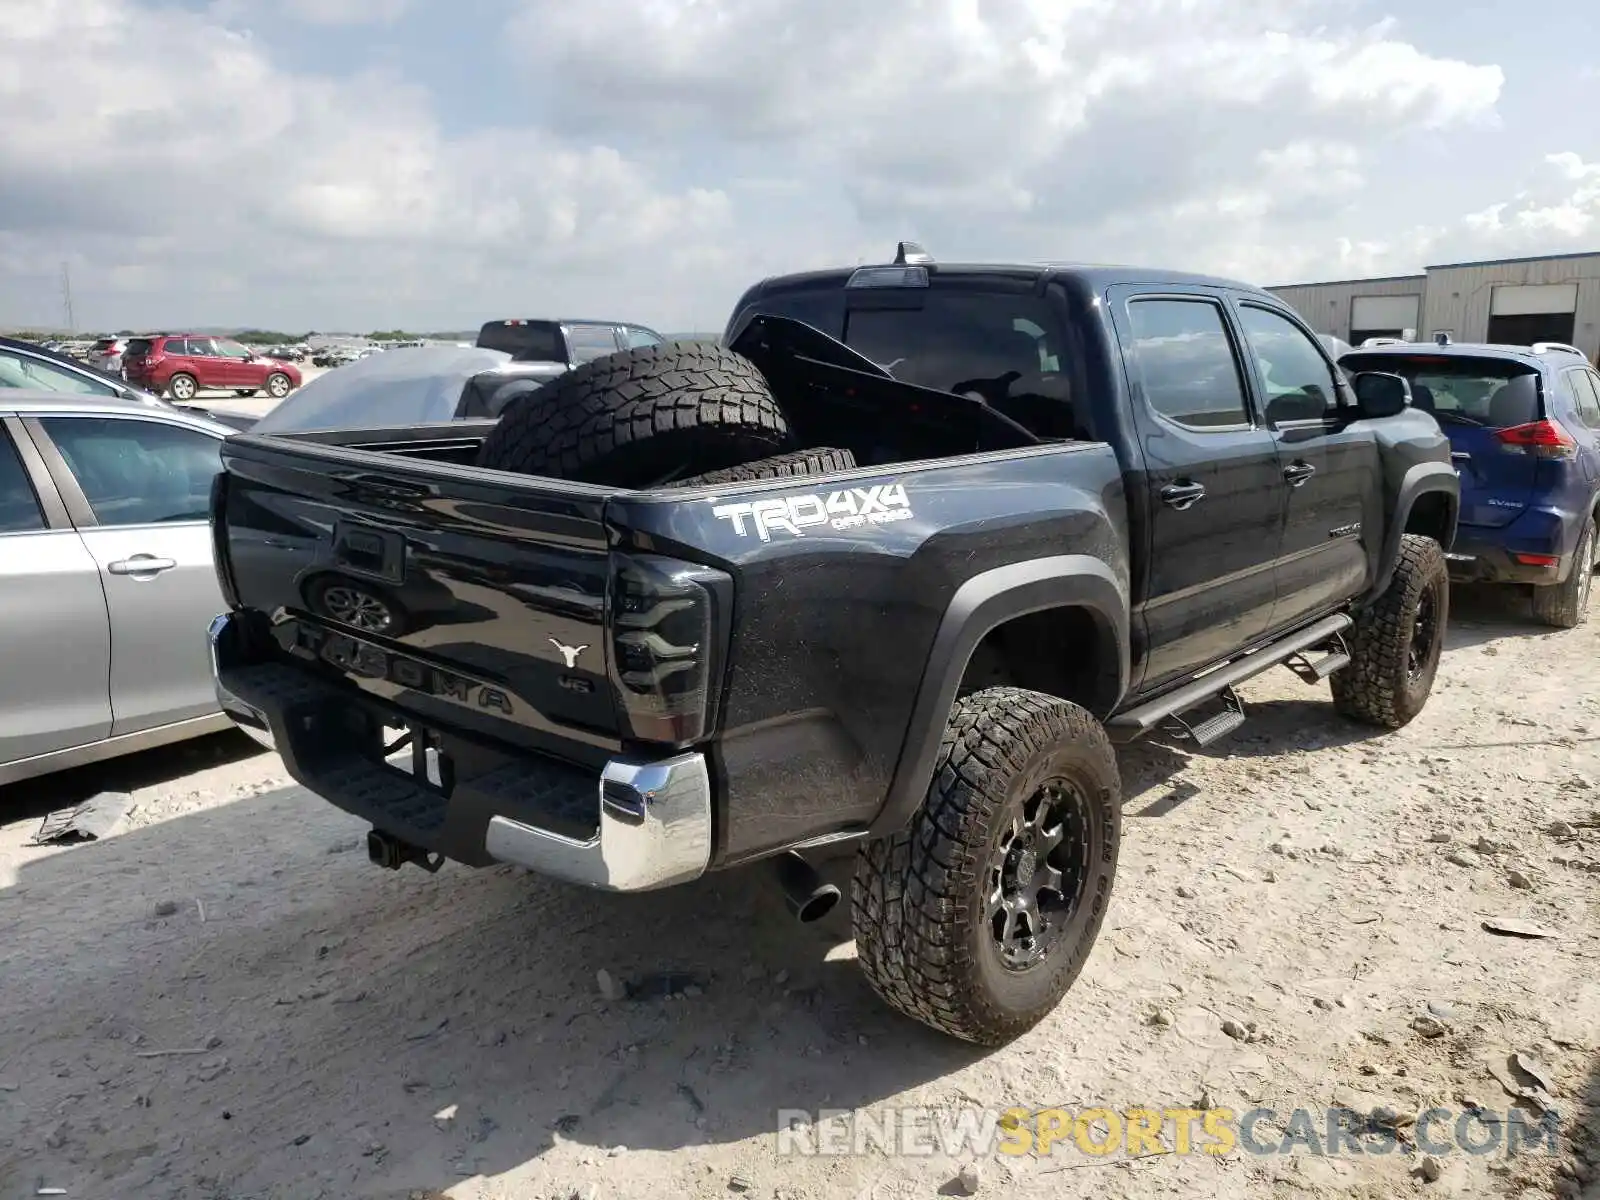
[{"xmin": 2, "ymin": 0, "xmax": 1597, "ymax": 334}]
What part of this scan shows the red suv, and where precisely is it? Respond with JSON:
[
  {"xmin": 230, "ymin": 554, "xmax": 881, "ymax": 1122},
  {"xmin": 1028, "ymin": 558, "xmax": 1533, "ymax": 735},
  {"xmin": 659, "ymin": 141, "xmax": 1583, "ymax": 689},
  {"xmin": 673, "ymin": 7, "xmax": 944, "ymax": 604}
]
[{"xmin": 123, "ymin": 335, "xmax": 302, "ymax": 402}]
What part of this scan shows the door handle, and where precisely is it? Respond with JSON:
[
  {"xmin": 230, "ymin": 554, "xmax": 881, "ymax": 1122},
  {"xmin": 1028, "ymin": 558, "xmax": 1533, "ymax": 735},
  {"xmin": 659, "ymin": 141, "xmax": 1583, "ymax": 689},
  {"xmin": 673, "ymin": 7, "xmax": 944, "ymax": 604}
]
[
  {"xmin": 1159, "ymin": 481, "xmax": 1207, "ymax": 510},
  {"xmin": 108, "ymin": 555, "xmax": 178, "ymax": 576},
  {"xmin": 1283, "ymin": 461, "xmax": 1316, "ymax": 487}
]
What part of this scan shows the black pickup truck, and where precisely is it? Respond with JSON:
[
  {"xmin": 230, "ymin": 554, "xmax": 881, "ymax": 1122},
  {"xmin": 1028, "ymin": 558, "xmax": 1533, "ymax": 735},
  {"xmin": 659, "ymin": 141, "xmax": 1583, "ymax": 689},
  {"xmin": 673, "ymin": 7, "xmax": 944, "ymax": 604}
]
[{"xmin": 206, "ymin": 246, "xmax": 1459, "ymax": 1045}]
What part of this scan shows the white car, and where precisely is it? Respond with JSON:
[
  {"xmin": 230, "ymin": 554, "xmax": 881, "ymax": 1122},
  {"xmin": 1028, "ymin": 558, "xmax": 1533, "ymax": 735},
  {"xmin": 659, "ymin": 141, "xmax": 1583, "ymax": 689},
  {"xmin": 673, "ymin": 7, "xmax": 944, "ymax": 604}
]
[{"xmin": 86, "ymin": 336, "xmax": 128, "ymax": 376}]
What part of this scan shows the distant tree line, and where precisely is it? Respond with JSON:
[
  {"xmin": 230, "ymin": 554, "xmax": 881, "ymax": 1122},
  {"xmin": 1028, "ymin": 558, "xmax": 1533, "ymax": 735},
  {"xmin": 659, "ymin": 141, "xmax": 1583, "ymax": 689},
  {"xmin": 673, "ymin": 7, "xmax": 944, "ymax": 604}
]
[
  {"xmin": 233, "ymin": 329, "xmax": 314, "ymax": 345},
  {"xmin": 366, "ymin": 330, "xmax": 478, "ymax": 341}
]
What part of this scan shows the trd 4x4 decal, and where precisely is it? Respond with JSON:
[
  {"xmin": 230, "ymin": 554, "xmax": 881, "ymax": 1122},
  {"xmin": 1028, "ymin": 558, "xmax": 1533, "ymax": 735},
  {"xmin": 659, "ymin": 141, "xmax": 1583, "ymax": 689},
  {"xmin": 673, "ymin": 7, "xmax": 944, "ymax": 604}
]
[{"xmin": 712, "ymin": 483, "xmax": 913, "ymax": 541}]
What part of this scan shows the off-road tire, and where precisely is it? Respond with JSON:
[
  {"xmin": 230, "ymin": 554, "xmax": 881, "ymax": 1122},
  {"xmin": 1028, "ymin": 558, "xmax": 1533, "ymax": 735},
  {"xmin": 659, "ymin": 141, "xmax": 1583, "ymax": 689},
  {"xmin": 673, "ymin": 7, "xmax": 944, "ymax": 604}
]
[
  {"xmin": 1531, "ymin": 520, "xmax": 1594, "ymax": 630},
  {"xmin": 167, "ymin": 373, "xmax": 197, "ymax": 401},
  {"xmin": 1331, "ymin": 533, "xmax": 1448, "ymax": 728},
  {"xmin": 852, "ymin": 687, "xmax": 1121, "ymax": 1046},
  {"xmin": 474, "ymin": 343, "xmax": 792, "ymax": 486},
  {"xmin": 675, "ymin": 447, "xmax": 856, "ymax": 487}
]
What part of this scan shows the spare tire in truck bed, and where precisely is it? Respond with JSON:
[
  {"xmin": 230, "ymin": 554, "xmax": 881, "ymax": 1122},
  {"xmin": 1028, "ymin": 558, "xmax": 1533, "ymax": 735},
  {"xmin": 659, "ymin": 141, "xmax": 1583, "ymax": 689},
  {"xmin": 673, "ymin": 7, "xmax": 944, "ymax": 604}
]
[
  {"xmin": 675, "ymin": 447, "xmax": 857, "ymax": 487},
  {"xmin": 473, "ymin": 343, "xmax": 793, "ymax": 486}
]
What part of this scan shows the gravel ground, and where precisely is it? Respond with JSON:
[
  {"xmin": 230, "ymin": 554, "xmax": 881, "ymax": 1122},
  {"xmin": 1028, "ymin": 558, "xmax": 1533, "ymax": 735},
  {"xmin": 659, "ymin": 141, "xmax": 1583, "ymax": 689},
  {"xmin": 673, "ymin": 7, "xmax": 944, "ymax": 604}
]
[{"xmin": 1, "ymin": 586, "xmax": 1597, "ymax": 1200}]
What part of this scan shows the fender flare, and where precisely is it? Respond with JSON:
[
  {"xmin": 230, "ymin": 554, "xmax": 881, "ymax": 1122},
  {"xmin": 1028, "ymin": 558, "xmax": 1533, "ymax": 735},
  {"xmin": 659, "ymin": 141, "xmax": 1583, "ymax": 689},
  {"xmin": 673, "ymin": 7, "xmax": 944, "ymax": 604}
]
[
  {"xmin": 869, "ymin": 555, "xmax": 1129, "ymax": 837},
  {"xmin": 1367, "ymin": 461, "xmax": 1459, "ymax": 603}
]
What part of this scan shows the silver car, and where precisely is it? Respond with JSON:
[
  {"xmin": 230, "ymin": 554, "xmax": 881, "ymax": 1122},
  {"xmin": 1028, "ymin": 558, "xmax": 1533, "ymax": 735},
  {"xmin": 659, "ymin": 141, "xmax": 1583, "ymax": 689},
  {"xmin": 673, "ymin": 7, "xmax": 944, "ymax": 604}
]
[
  {"xmin": 0, "ymin": 392, "xmax": 240, "ymax": 786},
  {"xmin": 86, "ymin": 336, "xmax": 128, "ymax": 376}
]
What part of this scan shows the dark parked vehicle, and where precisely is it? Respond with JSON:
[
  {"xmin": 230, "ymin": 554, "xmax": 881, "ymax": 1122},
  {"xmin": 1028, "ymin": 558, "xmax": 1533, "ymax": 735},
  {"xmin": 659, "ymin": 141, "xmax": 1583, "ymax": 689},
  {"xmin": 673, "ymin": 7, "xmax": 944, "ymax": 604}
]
[
  {"xmin": 474, "ymin": 318, "xmax": 665, "ymax": 363},
  {"xmin": 207, "ymin": 247, "xmax": 1458, "ymax": 1044},
  {"xmin": 1339, "ymin": 339, "xmax": 1599, "ymax": 627}
]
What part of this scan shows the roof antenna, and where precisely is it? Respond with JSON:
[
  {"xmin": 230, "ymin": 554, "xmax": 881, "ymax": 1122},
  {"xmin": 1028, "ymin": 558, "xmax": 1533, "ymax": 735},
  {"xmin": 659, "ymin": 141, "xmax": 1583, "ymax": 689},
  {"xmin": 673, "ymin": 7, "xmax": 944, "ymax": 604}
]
[{"xmin": 894, "ymin": 241, "xmax": 933, "ymax": 265}]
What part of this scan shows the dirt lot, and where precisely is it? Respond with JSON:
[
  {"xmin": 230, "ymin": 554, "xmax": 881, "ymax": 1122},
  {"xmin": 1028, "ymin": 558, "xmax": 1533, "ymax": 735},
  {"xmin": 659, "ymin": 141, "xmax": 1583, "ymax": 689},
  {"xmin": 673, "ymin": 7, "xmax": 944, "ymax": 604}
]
[{"xmin": 2, "ymin": 586, "xmax": 1597, "ymax": 1200}]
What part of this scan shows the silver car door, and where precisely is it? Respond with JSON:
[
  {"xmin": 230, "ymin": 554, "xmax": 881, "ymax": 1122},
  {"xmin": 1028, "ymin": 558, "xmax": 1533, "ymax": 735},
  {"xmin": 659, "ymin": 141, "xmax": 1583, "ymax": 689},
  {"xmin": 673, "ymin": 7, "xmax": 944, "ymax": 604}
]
[
  {"xmin": 25, "ymin": 413, "xmax": 225, "ymax": 736},
  {"xmin": 0, "ymin": 416, "xmax": 112, "ymax": 771}
]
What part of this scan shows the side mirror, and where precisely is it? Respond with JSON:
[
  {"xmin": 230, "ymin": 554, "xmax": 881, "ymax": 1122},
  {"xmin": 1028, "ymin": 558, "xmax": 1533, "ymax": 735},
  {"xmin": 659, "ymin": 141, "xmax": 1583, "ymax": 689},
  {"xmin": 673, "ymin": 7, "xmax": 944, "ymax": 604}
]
[{"xmin": 1350, "ymin": 371, "xmax": 1411, "ymax": 419}]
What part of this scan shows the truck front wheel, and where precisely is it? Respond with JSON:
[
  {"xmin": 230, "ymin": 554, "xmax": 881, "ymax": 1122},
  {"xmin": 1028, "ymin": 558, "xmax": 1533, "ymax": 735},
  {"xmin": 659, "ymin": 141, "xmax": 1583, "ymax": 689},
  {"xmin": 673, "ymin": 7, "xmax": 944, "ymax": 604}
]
[
  {"xmin": 852, "ymin": 687, "xmax": 1121, "ymax": 1046},
  {"xmin": 1331, "ymin": 532, "xmax": 1449, "ymax": 728}
]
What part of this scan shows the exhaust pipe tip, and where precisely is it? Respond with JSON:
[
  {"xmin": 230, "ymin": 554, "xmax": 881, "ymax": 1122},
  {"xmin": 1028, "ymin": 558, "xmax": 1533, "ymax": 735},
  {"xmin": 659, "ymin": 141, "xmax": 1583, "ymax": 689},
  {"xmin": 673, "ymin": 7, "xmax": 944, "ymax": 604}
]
[
  {"xmin": 774, "ymin": 851, "xmax": 841, "ymax": 923},
  {"xmin": 793, "ymin": 885, "xmax": 841, "ymax": 924}
]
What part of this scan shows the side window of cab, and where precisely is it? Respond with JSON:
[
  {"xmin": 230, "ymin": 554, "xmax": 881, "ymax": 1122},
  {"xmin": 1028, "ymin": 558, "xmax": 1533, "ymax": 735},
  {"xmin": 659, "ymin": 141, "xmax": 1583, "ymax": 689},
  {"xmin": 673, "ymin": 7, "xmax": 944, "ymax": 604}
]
[{"xmin": 1235, "ymin": 304, "xmax": 1343, "ymax": 424}]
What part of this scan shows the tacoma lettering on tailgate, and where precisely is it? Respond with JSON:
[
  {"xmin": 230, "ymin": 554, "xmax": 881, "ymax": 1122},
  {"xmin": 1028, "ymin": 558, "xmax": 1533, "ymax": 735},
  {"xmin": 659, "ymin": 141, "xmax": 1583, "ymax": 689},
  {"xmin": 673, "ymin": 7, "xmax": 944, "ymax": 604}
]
[{"xmin": 289, "ymin": 621, "xmax": 515, "ymax": 715}]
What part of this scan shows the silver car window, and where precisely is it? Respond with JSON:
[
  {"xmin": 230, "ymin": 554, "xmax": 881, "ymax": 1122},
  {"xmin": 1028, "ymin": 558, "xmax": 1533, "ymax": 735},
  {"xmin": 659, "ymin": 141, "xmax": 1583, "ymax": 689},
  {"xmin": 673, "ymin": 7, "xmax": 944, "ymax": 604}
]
[
  {"xmin": 39, "ymin": 417, "xmax": 221, "ymax": 526},
  {"xmin": 0, "ymin": 351, "xmax": 119, "ymax": 396},
  {"xmin": 0, "ymin": 430, "xmax": 45, "ymax": 532}
]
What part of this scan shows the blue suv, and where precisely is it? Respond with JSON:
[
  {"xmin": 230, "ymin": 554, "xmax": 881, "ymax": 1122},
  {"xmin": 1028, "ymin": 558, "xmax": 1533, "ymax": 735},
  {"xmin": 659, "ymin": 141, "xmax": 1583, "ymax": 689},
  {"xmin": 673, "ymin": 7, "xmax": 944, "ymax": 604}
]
[{"xmin": 1339, "ymin": 339, "xmax": 1600, "ymax": 628}]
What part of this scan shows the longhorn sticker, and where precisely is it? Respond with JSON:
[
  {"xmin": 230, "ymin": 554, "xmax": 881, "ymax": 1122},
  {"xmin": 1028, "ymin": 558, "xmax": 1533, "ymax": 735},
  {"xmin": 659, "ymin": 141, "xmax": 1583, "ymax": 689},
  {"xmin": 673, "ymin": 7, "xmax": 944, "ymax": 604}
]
[{"xmin": 548, "ymin": 637, "xmax": 588, "ymax": 668}]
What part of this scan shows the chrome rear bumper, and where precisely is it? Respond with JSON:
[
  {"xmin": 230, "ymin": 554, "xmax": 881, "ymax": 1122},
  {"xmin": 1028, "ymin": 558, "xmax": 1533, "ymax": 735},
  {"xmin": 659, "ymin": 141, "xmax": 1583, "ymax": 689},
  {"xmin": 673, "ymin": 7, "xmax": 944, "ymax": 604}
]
[
  {"xmin": 206, "ymin": 611, "xmax": 712, "ymax": 891},
  {"xmin": 484, "ymin": 754, "xmax": 712, "ymax": 891}
]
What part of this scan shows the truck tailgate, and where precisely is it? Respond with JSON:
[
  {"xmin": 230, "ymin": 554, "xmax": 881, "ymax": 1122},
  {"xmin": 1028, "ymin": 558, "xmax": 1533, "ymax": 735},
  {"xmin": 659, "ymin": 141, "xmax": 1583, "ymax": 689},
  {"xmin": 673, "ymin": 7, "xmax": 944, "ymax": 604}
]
[{"xmin": 216, "ymin": 434, "xmax": 622, "ymax": 763}]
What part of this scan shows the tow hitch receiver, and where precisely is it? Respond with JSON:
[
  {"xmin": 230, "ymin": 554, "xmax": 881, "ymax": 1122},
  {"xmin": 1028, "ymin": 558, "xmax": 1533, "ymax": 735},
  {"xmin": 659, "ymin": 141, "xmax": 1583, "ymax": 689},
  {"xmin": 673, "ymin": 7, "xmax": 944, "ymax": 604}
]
[{"xmin": 367, "ymin": 829, "xmax": 445, "ymax": 873}]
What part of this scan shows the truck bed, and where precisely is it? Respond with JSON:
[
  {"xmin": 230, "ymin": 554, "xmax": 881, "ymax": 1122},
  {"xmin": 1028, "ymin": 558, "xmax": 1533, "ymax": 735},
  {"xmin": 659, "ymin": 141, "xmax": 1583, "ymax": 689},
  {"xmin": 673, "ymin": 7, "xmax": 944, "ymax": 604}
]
[{"xmin": 209, "ymin": 421, "xmax": 1126, "ymax": 870}]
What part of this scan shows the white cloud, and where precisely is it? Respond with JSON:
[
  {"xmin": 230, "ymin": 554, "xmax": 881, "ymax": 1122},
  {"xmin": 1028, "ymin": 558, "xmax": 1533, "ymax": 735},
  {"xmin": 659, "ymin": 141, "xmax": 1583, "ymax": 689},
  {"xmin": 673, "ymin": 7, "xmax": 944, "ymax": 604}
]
[
  {"xmin": 1253, "ymin": 151, "xmax": 1600, "ymax": 285},
  {"xmin": 1334, "ymin": 153, "xmax": 1600, "ymax": 276},
  {"xmin": 1456, "ymin": 153, "xmax": 1600, "ymax": 243},
  {"xmin": 0, "ymin": 0, "xmax": 746, "ymax": 330},
  {"xmin": 289, "ymin": 0, "xmax": 407, "ymax": 22},
  {"xmin": 0, "ymin": 0, "xmax": 1544, "ymax": 333},
  {"xmin": 508, "ymin": 0, "xmax": 1501, "ymax": 238},
  {"xmin": 221, "ymin": 0, "xmax": 411, "ymax": 26}
]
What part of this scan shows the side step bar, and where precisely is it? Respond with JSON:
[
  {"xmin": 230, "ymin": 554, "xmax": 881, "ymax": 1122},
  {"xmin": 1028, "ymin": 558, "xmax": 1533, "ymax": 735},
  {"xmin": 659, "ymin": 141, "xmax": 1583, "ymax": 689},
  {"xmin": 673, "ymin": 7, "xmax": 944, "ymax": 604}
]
[
  {"xmin": 1165, "ymin": 685, "xmax": 1246, "ymax": 748},
  {"xmin": 1285, "ymin": 638, "xmax": 1352, "ymax": 684},
  {"xmin": 1106, "ymin": 613, "xmax": 1354, "ymax": 745}
]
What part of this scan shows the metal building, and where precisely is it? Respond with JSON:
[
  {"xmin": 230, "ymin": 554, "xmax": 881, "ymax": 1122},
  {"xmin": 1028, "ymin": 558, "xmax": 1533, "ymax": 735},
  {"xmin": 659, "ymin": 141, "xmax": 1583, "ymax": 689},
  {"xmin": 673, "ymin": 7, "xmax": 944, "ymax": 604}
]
[{"xmin": 1268, "ymin": 250, "xmax": 1600, "ymax": 361}]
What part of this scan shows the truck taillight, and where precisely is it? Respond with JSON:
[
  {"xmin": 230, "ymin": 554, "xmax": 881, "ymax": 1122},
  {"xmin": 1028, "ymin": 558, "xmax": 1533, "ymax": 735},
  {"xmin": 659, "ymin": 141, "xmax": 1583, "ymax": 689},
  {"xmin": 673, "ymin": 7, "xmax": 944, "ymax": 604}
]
[
  {"xmin": 1495, "ymin": 418, "xmax": 1578, "ymax": 459},
  {"xmin": 608, "ymin": 553, "xmax": 732, "ymax": 747}
]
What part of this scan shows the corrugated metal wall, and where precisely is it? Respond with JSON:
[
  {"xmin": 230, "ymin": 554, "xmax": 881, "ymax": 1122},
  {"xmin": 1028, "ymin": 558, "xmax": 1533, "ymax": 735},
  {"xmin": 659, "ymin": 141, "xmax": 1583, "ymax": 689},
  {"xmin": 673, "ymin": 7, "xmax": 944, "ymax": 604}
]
[
  {"xmin": 1268, "ymin": 276, "xmax": 1426, "ymax": 338},
  {"xmin": 1268, "ymin": 254, "xmax": 1600, "ymax": 361},
  {"xmin": 1422, "ymin": 255, "xmax": 1600, "ymax": 359}
]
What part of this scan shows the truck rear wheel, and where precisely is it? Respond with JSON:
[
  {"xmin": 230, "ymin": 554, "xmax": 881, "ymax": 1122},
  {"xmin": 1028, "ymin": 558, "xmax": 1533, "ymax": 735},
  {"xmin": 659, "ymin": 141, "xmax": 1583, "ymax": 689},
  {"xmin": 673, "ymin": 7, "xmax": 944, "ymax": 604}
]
[
  {"xmin": 1530, "ymin": 520, "xmax": 1594, "ymax": 629},
  {"xmin": 474, "ymin": 343, "xmax": 793, "ymax": 487},
  {"xmin": 1331, "ymin": 533, "xmax": 1448, "ymax": 728},
  {"xmin": 852, "ymin": 687, "xmax": 1121, "ymax": 1045},
  {"xmin": 675, "ymin": 447, "xmax": 856, "ymax": 487}
]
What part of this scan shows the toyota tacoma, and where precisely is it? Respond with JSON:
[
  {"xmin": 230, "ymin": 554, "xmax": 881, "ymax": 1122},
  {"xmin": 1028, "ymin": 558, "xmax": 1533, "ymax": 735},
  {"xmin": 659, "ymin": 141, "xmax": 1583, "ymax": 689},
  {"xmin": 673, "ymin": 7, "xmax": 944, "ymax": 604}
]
[{"xmin": 206, "ymin": 245, "xmax": 1459, "ymax": 1044}]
